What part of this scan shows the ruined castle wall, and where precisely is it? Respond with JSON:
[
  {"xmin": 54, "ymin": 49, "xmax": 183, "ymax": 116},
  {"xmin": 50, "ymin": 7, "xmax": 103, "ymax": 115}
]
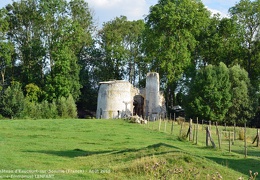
[
  {"xmin": 159, "ymin": 91, "xmax": 167, "ymax": 117},
  {"xmin": 145, "ymin": 72, "xmax": 160, "ymax": 119},
  {"xmin": 96, "ymin": 80, "xmax": 138, "ymax": 119}
]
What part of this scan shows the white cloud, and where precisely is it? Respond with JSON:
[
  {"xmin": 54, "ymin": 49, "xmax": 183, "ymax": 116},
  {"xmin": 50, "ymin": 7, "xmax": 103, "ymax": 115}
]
[
  {"xmin": 0, "ymin": 0, "xmax": 13, "ymax": 8},
  {"xmin": 89, "ymin": 0, "xmax": 122, "ymax": 9},
  {"xmin": 202, "ymin": 0, "xmax": 239, "ymax": 16},
  {"xmin": 87, "ymin": 0, "xmax": 149, "ymax": 26},
  {"xmin": 0, "ymin": 0, "xmax": 238, "ymax": 27},
  {"xmin": 87, "ymin": 0, "xmax": 238, "ymax": 28},
  {"xmin": 206, "ymin": 7, "xmax": 229, "ymax": 18}
]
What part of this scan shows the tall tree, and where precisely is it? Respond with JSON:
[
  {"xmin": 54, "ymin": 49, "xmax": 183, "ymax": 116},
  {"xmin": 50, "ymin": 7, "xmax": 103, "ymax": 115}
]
[
  {"xmin": 143, "ymin": 0, "xmax": 210, "ymax": 83},
  {"xmin": 229, "ymin": 0, "xmax": 260, "ymax": 87},
  {"xmin": 97, "ymin": 16, "xmax": 145, "ymax": 83},
  {"xmin": 0, "ymin": 8, "xmax": 14, "ymax": 88},
  {"xmin": 227, "ymin": 65, "xmax": 255, "ymax": 124},
  {"xmin": 77, "ymin": 42, "xmax": 102, "ymax": 114},
  {"xmin": 197, "ymin": 15, "xmax": 243, "ymax": 67},
  {"xmin": 6, "ymin": 0, "xmax": 45, "ymax": 87},
  {"xmin": 186, "ymin": 63, "xmax": 232, "ymax": 122},
  {"xmin": 143, "ymin": 0, "xmax": 211, "ymax": 109},
  {"xmin": 124, "ymin": 19, "xmax": 146, "ymax": 86},
  {"xmin": 5, "ymin": 0, "xmax": 94, "ymax": 101}
]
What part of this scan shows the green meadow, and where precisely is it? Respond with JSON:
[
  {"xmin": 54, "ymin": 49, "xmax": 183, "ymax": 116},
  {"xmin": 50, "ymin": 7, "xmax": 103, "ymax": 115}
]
[{"xmin": 0, "ymin": 119, "xmax": 259, "ymax": 179}]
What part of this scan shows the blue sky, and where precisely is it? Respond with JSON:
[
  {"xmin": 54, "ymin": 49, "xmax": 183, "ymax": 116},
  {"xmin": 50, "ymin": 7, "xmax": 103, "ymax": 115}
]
[{"xmin": 0, "ymin": 0, "xmax": 240, "ymax": 26}]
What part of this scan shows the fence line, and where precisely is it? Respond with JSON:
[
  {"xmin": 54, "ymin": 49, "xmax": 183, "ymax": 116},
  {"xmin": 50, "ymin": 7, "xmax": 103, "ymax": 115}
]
[{"xmin": 141, "ymin": 117, "xmax": 258, "ymax": 156}]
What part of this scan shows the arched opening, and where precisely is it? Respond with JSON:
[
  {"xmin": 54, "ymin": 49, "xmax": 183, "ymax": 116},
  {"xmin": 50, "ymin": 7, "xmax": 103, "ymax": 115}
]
[{"xmin": 133, "ymin": 95, "xmax": 144, "ymax": 117}]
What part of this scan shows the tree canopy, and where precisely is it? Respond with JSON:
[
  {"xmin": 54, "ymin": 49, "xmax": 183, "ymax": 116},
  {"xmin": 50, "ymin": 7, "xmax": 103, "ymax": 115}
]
[
  {"xmin": 0, "ymin": 0, "xmax": 259, "ymax": 123},
  {"xmin": 4, "ymin": 0, "xmax": 94, "ymax": 101},
  {"xmin": 186, "ymin": 63, "xmax": 232, "ymax": 122},
  {"xmin": 143, "ymin": 0, "xmax": 211, "ymax": 84}
]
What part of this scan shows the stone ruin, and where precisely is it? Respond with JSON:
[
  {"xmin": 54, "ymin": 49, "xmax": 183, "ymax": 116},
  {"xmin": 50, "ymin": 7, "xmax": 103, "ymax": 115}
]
[{"xmin": 96, "ymin": 72, "xmax": 166, "ymax": 120}]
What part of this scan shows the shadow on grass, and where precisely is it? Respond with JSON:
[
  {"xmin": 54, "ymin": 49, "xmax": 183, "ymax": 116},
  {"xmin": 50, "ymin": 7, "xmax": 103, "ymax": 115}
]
[
  {"xmin": 232, "ymin": 149, "xmax": 260, "ymax": 158},
  {"xmin": 24, "ymin": 143, "xmax": 181, "ymax": 159},
  {"xmin": 25, "ymin": 149, "xmax": 114, "ymax": 158},
  {"xmin": 206, "ymin": 156, "xmax": 260, "ymax": 176},
  {"xmin": 111, "ymin": 143, "xmax": 181, "ymax": 155}
]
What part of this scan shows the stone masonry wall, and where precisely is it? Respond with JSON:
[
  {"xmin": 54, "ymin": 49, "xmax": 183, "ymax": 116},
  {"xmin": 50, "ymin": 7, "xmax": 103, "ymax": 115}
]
[{"xmin": 96, "ymin": 80, "xmax": 138, "ymax": 119}]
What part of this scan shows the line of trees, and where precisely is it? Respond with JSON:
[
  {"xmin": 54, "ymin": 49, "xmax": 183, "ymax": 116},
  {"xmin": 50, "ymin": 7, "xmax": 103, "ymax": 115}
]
[
  {"xmin": 185, "ymin": 63, "xmax": 257, "ymax": 126},
  {"xmin": 0, "ymin": 0, "xmax": 260, "ymax": 125}
]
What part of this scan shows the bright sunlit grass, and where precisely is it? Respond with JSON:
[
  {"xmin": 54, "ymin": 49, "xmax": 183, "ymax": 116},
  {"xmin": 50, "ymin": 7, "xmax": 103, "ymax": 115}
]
[{"xmin": 0, "ymin": 119, "xmax": 259, "ymax": 179}]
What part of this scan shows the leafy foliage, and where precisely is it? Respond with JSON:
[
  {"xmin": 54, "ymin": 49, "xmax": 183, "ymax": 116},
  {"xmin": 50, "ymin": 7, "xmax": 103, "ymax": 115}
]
[
  {"xmin": 4, "ymin": 0, "xmax": 93, "ymax": 102},
  {"xmin": 22, "ymin": 99, "xmax": 58, "ymax": 119},
  {"xmin": 143, "ymin": 0, "xmax": 210, "ymax": 83},
  {"xmin": 143, "ymin": 0, "xmax": 211, "ymax": 109},
  {"xmin": 227, "ymin": 65, "xmax": 256, "ymax": 124},
  {"xmin": 229, "ymin": 0, "xmax": 260, "ymax": 86},
  {"xmin": 197, "ymin": 16, "xmax": 244, "ymax": 67},
  {"xmin": 0, "ymin": 8, "xmax": 14, "ymax": 87},
  {"xmin": 57, "ymin": 95, "xmax": 77, "ymax": 118},
  {"xmin": 97, "ymin": 16, "xmax": 145, "ymax": 84},
  {"xmin": 0, "ymin": 81, "xmax": 25, "ymax": 118},
  {"xmin": 0, "ymin": 0, "xmax": 260, "ymax": 123},
  {"xmin": 25, "ymin": 83, "xmax": 42, "ymax": 102},
  {"xmin": 185, "ymin": 63, "xmax": 257, "ymax": 123},
  {"xmin": 45, "ymin": 45, "xmax": 81, "ymax": 101},
  {"xmin": 186, "ymin": 63, "xmax": 232, "ymax": 122}
]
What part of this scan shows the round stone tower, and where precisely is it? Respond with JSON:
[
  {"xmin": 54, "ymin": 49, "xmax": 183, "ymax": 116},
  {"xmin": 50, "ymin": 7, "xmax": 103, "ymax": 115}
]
[{"xmin": 96, "ymin": 80, "xmax": 138, "ymax": 119}]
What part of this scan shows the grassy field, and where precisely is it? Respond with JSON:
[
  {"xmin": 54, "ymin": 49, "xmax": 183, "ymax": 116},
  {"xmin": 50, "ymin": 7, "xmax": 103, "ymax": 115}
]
[{"xmin": 0, "ymin": 119, "xmax": 259, "ymax": 179}]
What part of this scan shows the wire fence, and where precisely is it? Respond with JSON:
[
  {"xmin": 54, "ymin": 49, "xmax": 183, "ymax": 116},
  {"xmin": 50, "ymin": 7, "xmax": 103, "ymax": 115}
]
[{"xmin": 140, "ymin": 116, "xmax": 260, "ymax": 157}]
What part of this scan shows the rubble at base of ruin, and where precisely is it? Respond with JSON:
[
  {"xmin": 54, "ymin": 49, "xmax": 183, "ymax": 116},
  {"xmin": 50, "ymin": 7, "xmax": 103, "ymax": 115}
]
[{"xmin": 96, "ymin": 72, "xmax": 166, "ymax": 119}]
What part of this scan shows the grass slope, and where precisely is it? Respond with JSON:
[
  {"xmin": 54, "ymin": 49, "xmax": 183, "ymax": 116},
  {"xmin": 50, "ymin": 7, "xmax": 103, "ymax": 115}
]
[{"xmin": 0, "ymin": 119, "xmax": 259, "ymax": 179}]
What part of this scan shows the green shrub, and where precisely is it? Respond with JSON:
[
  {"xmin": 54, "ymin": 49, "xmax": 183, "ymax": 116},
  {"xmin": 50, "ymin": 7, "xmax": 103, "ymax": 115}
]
[
  {"xmin": 22, "ymin": 98, "xmax": 58, "ymax": 119},
  {"xmin": 57, "ymin": 95, "xmax": 77, "ymax": 118},
  {"xmin": 66, "ymin": 94, "xmax": 77, "ymax": 118},
  {"xmin": 0, "ymin": 82, "xmax": 25, "ymax": 119},
  {"xmin": 25, "ymin": 83, "xmax": 41, "ymax": 102},
  {"xmin": 57, "ymin": 96, "xmax": 68, "ymax": 118},
  {"xmin": 0, "ymin": 114, "xmax": 6, "ymax": 120},
  {"xmin": 21, "ymin": 99, "xmax": 38, "ymax": 119},
  {"xmin": 48, "ymin": 101, "xmax": 58, "ymax": 119},
  {"xmin": 41, "ymin": 100, "xmax": 58, "ymax": 119}
]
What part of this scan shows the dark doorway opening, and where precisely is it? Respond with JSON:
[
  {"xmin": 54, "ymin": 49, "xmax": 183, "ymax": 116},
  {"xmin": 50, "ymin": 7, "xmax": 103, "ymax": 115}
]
[{"xmin": 133, "ymin": 95, "xmax": 144, "ymax": 117}]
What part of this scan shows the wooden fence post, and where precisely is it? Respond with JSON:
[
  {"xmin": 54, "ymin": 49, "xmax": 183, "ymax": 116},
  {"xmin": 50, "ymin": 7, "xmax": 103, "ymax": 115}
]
[
  {"xmin": 244, "ymin": 122, "xmax": 247, "ymax": 158},
  {"xmin": 171, "ymin": 113, "xmax": 175, "ymax": 135},
  {"xmin": 189, "ymin": 119, "xmax": 193, "ymax": 141},
  {"xmin": 233, "ymin": 123, "xmax": 236, "ymax": 141},
  {"xmin": 193, "ymin": 124, "xmax": 196, "ymax": 143},
  {"xmin": 171, "ymin": 119, "xmax": 174, "ymax": 135},
  {"xmin": 179, "ymin": 122, "xmax": 184, "ymax": 137},
  {"xmin": 229, "ymin": 131, "xmax": 231, "ymax": 152},
  {"xmin": 196, "ymin": 117, "xmax": 198, "ymax": 145},
  {"xmin": 206, "ymin": 126, "xmax": 209, "ymax": 147},
  {"xmin": 252, "ymin": 128, "xmax": 260, "ymax": 147},
  {"xmin": 164, "ymin": 119, "xmax": 167, "ymax": 133},
  {"xmin": 159, "ymin": 117, "xmax": 162, "ymax": 131},
  {"xmin": 152, "ymin": 117, "xmax": 154, "ymax": 130},
  {"xmin": 257, "ymin": 129, "xmax": 260, "ymax": 147},
  {"xmin": 206, "ymin": 126, "xmax": 216, "ymax": 148},
  {"xmin": 216, "ymin": 122, "xmax": 221, "ymax": 149}
]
